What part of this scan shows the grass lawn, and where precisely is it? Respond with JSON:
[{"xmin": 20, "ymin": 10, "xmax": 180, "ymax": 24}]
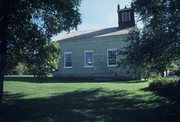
[{"xmin": 0, "ymin": 77, "xmax": 180, "ymax": 122}]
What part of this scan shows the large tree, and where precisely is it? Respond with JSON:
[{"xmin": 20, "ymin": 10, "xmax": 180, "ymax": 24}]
[
  {"xmin": 121, "ymin": 0, "xmax": 180, "ymax": 77},
  {"xmin": 0, "ymin": 0, "xmax": 82, "ymax": 102}
]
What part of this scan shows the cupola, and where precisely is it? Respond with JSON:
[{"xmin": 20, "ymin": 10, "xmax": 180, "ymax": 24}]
[{"xmin": 117, "ymin": 5, "xmax": 135, "ymax": 29}]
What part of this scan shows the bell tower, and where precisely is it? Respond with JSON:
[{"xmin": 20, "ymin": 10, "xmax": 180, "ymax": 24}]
[{"xmin": 117, "ymin": 5, "xmax": 135, "ymax": 29}]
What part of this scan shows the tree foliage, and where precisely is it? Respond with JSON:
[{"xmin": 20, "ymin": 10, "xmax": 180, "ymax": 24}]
[
  {"xmin": 28, "ymin": 41, "xmax": 60, "ymax": 77},
  {"xmin": 121, "ymin": 0, "xmax": 180, "ymax": 77},
  {"xmin": 0, "ymin": 0, "xmax": 82, "ymax": 101},
  {"xmin": 5, "ymin": 41, "xmax": 60, "ymax": 76},
  {"xmin": 0, "ymin": 0, "xmax": 82, "ymax": 75}
]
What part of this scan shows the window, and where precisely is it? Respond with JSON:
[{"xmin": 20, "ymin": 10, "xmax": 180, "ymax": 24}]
[
  {"xmin": 122, "ymin": 11, "xmax": 131, "ymax": 22},
  {"xmin": 84, "ymin": 50, "xmax": 93, "ymax": 67},
  {"xmin": 107, "ymin": 49, "xmax": 117, "ymax": 67},
  {"xmin": 64, "ymin": 52, "xmax": 72, "ymax": 68}
]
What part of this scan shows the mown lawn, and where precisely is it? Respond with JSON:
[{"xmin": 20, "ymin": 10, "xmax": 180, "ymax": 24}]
[{"xmin": 0, "ymin": 77, "xmax": 180, "ymax": 122}]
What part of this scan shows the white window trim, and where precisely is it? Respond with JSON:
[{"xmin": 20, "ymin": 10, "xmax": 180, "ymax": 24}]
[
  {"xmin": 64, "ymin": 52, "xmax": 72, "ymax": 69},
  {"xmin": 84, "ymin": 50, "xmax": 93, "ymax": 68},
  {"xmin": 107, "ymin": 49, "xmax": 117, "ymax": 67}
]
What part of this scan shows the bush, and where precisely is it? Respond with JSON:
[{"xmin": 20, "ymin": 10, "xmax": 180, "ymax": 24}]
[
  {"xmin": 174, "ymin": 70, "xmax": 180, "ymax": 76},
  {"xmin": 149, "ymin": 77, "xmax": 177, "ymax": 90},
  {"xmin": 148, "ymin": 77, "xmax": 180, "ymax": 100}
]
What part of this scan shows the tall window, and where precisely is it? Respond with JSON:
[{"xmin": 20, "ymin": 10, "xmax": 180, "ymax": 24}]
[
  {"xmin": 84, "ymin": 50, "xmax": 93, "ymax": 67},
  {"xmin": 107, "ymin": 49, "xmax": 117, "ymax": 67},
  {"xmin": 122, "ymin": 12, "xmax": 131, "ymax": 22},
  {"xmin": 64, "ymin": 52, "xmax": 72, "ymax": 68}
]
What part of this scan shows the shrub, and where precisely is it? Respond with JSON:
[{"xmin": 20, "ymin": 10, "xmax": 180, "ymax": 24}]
[
  {"xmin": 148, "ymin": 77, "xmax": 180, "ymax": 100},
  {"xmin": 174, "ymin": 70, "xmax": 180, "ymax": 76},
  {"xmin": 149, "ymin": 77, "xmax": 176, "ymax": 90}
]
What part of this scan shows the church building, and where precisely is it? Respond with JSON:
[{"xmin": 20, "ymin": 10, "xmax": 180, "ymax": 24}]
[{"xmin": 53, "ymin": 5, "xmax": 140, "ymax": 80}]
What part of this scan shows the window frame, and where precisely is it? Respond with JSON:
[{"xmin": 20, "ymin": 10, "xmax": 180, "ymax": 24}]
[
  {"xmin": 107, "ymin": 49, "xmax": 117, "ymax": 67},
  {"xmin": 128, "ymin": 12, "xmax": 131, "ymax": 21},
  {"xmin": 64, "ymin": 52, "xmax": 72, "ymax": 68},
  {"xmin": 84, "ymin": 50, "xmax": 93, "ymax": 68},
  {"xmin": 122, "ymin": 12, "xmax": 125, "ymax": 22}
]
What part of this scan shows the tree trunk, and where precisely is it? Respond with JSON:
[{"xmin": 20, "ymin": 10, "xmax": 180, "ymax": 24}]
[
  {"xmin": 0, "ymin": 0, "xmax": 11, "ymax": 103},
  {"xmin": 161, "ymin": 70, "xmax": 165, "ymax": 77},
  {"xmin": 0, "ymin": 60, "xmax": 6, "ymax": 103},
  {"xmin": 0, "ymin": 24, "xmax": 8, "ymax": 103}
]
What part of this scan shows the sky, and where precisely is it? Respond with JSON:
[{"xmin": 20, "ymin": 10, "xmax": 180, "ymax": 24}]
[{"xmin": 53, "ymin": 0, "xmax": 143, "ymax": 40}]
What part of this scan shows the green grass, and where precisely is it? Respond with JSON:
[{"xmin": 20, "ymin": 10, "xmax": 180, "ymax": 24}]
[
  {"xmin": 0, "ymin": 76, "xmax": 180, "ymax": 122},
  {"xmin": 4, "ymin": 75, "xmax": 34, "ymax": 77}
]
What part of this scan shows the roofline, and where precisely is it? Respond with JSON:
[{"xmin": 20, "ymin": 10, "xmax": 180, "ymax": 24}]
[
  {"xmin": 56, "ymin": 27, "xmax": 135, "ymax": 41},
  {"xmin": 117, "ymin": 8, "xmax": 133, "ymax": 12},
  {"xmin": 58, "ymin": 33, "xmax": 130, "ymax": 42}
]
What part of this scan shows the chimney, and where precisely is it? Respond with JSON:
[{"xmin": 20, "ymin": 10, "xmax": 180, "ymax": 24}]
[{"xmin": 117, "ymin": 5, "xmax": 135, "ymax": 29}]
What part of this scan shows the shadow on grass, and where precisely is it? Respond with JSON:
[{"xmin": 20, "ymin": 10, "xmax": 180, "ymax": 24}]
[
  {"xmin": 4, "ymin": 77, "xmax": 57, "ymax": 83},
  {"xmin": 4, "ymin": 77, "xmax": 147, "ymax": 84},
  {"xmin": 1, "ymin": 89, "xmax": 180, "ymax": 122},
  {"xmin": 117, "ymin": 80, "xmax": 148, "ymax": 84},
  {"xmin": 142, "ymin": 86, "xmax": 180, "ymax": 103}
]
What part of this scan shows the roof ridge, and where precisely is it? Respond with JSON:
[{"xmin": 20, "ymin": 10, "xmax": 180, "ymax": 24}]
[
  {"xmin": 69, "ymin": 27, "xmax": 118, "ymax": 34},
  {"xmin": 56, "ymin": 27, "xmax": 134, "ymax": 41}
]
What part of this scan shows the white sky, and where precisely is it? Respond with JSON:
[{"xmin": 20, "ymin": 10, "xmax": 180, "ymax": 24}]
[{"xmin": 52, "ymin": 0, "xmax": 143, "ymax": 40}]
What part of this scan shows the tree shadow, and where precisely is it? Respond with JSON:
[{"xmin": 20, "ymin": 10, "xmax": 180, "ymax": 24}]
[
  {"xmin": 2, "ymin": 92, "xmax": 27, "ymax": 102},
  {"xmin": 1, "ymin": 88, "xmax": 180, "ymax": 122},
  {"xmin": 4, "ymin": 77, "xmax": 148, "ymax": 84},
  {"xmin": 116, "ymin": 80, "xmax": 148, "ymax": 84},
  {"xmin": 4, "ymin": 77, "xmax": 45, "ymax": 83},
  {"xmin": 142, "ymin": 86, "xmax": 180, "ymax": 104},
  {"xmin": 5, "ymin": 77, "xmax": 108, "ymax": 83}
]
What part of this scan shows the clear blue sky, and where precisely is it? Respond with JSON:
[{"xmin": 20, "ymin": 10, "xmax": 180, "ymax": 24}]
[
  {"xmin": 53, "ymin": 0, "xmax": 143, "ymax": 40},
  {"xmin": 78, "ymin": 0, "xmax": 132, "ymax": 30}
]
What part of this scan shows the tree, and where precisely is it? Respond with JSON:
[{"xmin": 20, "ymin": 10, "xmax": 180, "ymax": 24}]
[
  {"xmin": 11, "ymin": 62, "xmax": 28, "ymax": 75},
  {"xmin": 27, "ymin": 41, "xmax": 60, "ymax": 77},
  {"xmin": 0, "ymin": 0, "xmax": 82, "ymax": 102},
  {"xmin": 121, "ymin": 0, "xmax": 180, "ymax": 78}
]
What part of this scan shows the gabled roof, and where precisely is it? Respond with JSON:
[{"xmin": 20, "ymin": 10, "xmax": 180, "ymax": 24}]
[{"xmin": 57, "ymin": 27, "xmax": 134, "ymax": 41}]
